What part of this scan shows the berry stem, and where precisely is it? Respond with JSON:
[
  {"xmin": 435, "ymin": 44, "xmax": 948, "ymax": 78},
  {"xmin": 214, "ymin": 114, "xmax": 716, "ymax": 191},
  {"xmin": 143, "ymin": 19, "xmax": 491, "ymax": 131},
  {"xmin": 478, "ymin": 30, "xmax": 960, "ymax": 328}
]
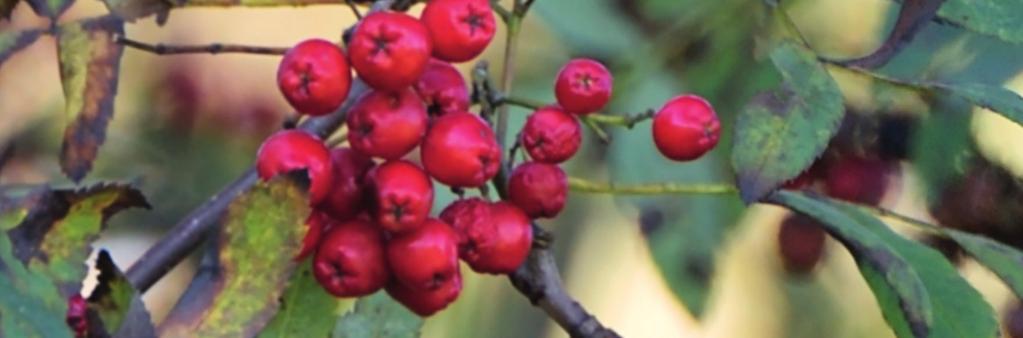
[
  {"xmin": 568, "ymin": 176, "xmax": 737, "ymax": 195},
  {"xmin": 499, "ymin": 94, "xmax": 656, "ymax": 130},
  {"xmin": 116, "ymin": 36, "xmax": 289, "ymax": 56},
  {"xmin": 581, "ymin": 117, "xmax": 612, "ymax": 144}
]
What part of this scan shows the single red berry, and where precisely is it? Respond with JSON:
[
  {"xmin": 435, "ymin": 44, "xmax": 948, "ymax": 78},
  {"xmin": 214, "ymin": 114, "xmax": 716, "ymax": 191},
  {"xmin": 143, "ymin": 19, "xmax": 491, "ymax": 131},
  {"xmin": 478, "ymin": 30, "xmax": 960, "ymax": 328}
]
[
  {"xmin": 439, "ymin": 199, "xmax": 532, "ymax": 273},
  {"xmin": 824, "ymin": 156, "xmax": 895, "ymax": 205},
  {"xmin": 313, "ymin": 218, "xmax": 389, "ymax": 297},
  {"xmin": 387, "ymin": 218, "xmax": 461, "ymax": 291},
  {"xmin": 346, "ymin": 89, "xmax": 429, "ymax": 160},
  {"xmin": 349, "ymin": 11, "xmax": 432, "ymax": 91},
  {"xmin": 385, "ymin": 272, "xmax": 462, "ymax": 317},
  {"xmin": 297, "ymin": 211, "xmax": 335, "ymax": 260},
  {"xmin": 439, "ymin": 197, "xmax": 491, "ymax": 248},
  {"xmin": 277, "ymin": 39, "xmax": 352, "ymax": 116},
  {"xmin": 507, "ymin": 162, "xmax": 567, "ymax": 219},
  {"xmin": 319, "ymin": 148, "xmax": 375, "ymax": 221},
  {"xmin": 555, "ymin": 58, "xmax": 613, "ymax": 115},
  {"xmin": 414, "ymin": 59, "xmax": 470, "ymax": 116},
  {"xmin": 66, "ymin": 294, "xmax": 88, "ymax": 338},
  {"xmin": 652, "ymin": 94, "xmax": 720, "ymax": 161},
  {"xmin": 256, "ymin": 130, "xmax": 334, "ymax": 204},
  {"xmin": 421, "ymin": 0, "xmax": 496, "ymax": 62},
  {"xmin": 421, "ymin": 112, "xmax": 500, "ymax": 187},
  {"xmin": 1006, "ymin": 302, "xmax": 1023, "ymax": 338},
  {"xmin": 368, "ymin": 160, "xmax": 434, "ymax": 234},
  {"xmin": 520, "ymin": 105, "xmax": 581, "ymax": 164},
  {"xmin": 778, "ymin": 214, "xmax": 827, "ymax": 275}
]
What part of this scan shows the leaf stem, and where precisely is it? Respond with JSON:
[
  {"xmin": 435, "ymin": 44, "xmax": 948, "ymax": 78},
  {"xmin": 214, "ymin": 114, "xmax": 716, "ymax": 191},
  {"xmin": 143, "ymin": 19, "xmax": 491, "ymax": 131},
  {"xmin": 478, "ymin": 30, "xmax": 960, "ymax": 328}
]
[
  {"xmin": 116, "ymin": 37, "xmax": 289, "ymax": 56},
  {"xmin": 568, "ymin": 176, "xmax": 737, "ymax": 195}
]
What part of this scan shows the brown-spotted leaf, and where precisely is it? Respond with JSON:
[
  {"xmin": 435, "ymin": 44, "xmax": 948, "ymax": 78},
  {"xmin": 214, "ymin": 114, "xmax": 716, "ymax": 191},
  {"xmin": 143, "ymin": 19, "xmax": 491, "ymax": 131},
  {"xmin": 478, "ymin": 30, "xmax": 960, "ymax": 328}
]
[
  {"xmin": 159, "ymin": 177, "xmax": 310, "ymax": 338},
  {"xmin": 56, "ymin": 15, "xmax": 125, "ymax": 183},
  {"xmin": 88, "ymin": 250, "xmax": 156, "ymax": 338},
  {"xmin": 8, "ymin": 183, "xmax": 149, "ymax": 298},
  {"xmin": 0, "ymin": 28, "xmax": 43, "ymax": 66}
]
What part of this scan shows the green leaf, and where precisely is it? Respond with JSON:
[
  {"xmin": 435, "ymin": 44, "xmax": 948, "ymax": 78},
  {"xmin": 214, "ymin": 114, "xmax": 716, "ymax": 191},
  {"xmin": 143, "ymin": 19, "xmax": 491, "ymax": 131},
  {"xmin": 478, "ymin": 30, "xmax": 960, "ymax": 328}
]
[
  {"xmin": 333, "ymin": 292, "xmax": 423, "ymax": 338},
  {"xmin": 732, "ymin": 40, "xmax": 844, "ymax": 203},
  {"xmin": 101, "ymin": 0, "xmax": 169, "ymax": 23},
  {"xmin": 159, "ymin": 177, "xmax": 310, "ymax": 338},
  {"xmin": 940, "ymin": 229, "xmax": 1023, "ymax": 301},
  {"xmin": 0, "ymin": 209, "xmax": 70, "ymax": 338},
  {"xmin": 259, "ymin": 261, "xmax": 347, "ymax": 338},
  {"xmin": 934, "ymin": 82, "xmax": 1023, "ymax": 127},
  {"xmin": 10, "ymin": 183, "xmax": 149, "ymax": 297},
  {"xmin": 88, "ymin": 250, "xmax": 155, "ymax": 337},
  {"xmin": 25, "ymin": 0, "xmax": 71, "ymax": 19},
  {"xmin": 56, "ymin": 16, "xmax": 125, "ymax": 182},
  {"xmin": 0, "ymin": 28, "xmax": 43, "ymax": 67},
  {"xmin": 771, "ymin": 191, "xmax": 998, "ymax": 338},
  {"xmin": 938, "ymin": 0, "xmax": 1023, "ymax": 44}
]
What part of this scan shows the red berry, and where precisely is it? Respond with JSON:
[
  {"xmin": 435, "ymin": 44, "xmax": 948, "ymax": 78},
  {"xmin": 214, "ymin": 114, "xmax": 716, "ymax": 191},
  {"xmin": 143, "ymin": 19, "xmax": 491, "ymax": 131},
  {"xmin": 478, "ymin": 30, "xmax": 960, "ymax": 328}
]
[
  {"xmin": 256, "ymin": 130, "xmax": 333, "ymax": 204},
  {"xmin": 346, "ymin": 89, "xmax": 429, "ymax": 160},
  {"xmin": 421, "ymin": 112, "xmax": 501, "ymax": 187},
  {"xmin": 439, "ymin": 197, "xmax": 491, "ymax": 247},
  {"xmin": 66, "ymin": 294, "xmax": 88, "ymax": 338},
  {"xmin": 652, "ymin": 95, "xmax": 720, "ymax": 161},
  {"xmin": 554, "ymin": 58, "xmax": 613, "ymax": 115},
  {"xmin": 387, "ymin": 218, "xmax": 461, "ymax": 291},
  {"xmin": 507, "ymin": 162, "xmax": 567, "ymax": 219},
  {"xmin": 777, "ymin": 214, "xmax": 827, "ymax": 275},
  {"xmin": 520, "ymin": 105, "xmax": 581, "ymax": 164},
  {"xmin": 277, "ymin": 39, "xmax": 352, "ymax": 116},
  {"xmin": 349, "ymin": 12, "xmax": 432, "ymax": 91},
  {"xmin": 439, "ymin": 199, "xmax": 532, "ymax": 273},
  {"xmin": 385, "ymin": 273, "xmax": 462, "ymax": 317},
  {"xmin": 297, "ymin": 211, "xmax": 334, "ymax": 260},
  {"xmin": 421, "ymin": 0, "xmax": 496, "ymax": 62},
  {"xmin": 414, "ymin": 59, "xmax": 470, "ymax": 116},
  {"xmin": 824, "ymin": 156, "xmax": 895, "ymax": 205},
  {"xmin": 368, "ymin": 160, "xmax": 434, "ymax": 234},
  {"xmin": 319, "ymin": 148, "xmax": 375, "ymax": 221},
  {"xmin": 313, "ymin": 218, "xmax": 389, "ymax": 297}
]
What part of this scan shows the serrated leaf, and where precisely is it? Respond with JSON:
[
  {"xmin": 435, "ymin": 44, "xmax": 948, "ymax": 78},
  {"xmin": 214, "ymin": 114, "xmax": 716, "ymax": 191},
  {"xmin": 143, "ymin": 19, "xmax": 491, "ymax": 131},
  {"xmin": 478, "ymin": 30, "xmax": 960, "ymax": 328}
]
[
  {"xmin": 939, "ymin": 229, "xmax": 1023, "ymax": 301},
  {"xmin": 732, "ymin": 40, "xmax": 844, "ymax": 203},
  {"xmin": 772, "ymin": 191, "xmax": 999, "ymax": 338},
  {"xmin": 259, "ymin": 261, "xmax": 348, "ymax": 338},
  {"xmin": 0, "ymin": 28, "xmax": 43, "ymax": 67},
  {"xmin": 88, "ymin": 250, "xmax": 155, "ymax": 338},
  {"xmin": 56, "ymin": 16, "xmax": 125, "ymax": 183},
  {"xmin": 9, "ymin": 183, "xmax": 149, "ymax": 298},
  {"xmin": 159, "ymin": 177, "xmax": 310, "ymax": 338},
  {"xmin": 938, "ymin": 0, "xmax": 1023, "ymax": 44},
  {"xmin": 837, "ymin": 0, "xmax": 943, "ymax": 69},
  {"xmin": 101, "ymin": 0, "xmax": 170, "ymax": 23},
  {"xmin": 333, "ymin": 292, "xmax": 422, "ymax": 338},
  {"xmin": 25, "ymin": 0, "xmax": 71, "ymax": 19},
  {"xmin": 934, "ymin": 82, "xmax": 1023, "ymax": 126}
]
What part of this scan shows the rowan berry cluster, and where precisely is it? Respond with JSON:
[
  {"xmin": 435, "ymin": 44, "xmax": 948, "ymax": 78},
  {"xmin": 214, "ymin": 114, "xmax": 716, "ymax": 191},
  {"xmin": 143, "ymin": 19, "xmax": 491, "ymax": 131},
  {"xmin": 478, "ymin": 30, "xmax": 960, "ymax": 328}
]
[{"xmin": 257, "ymin": 0, "xmax": 722, "ymax": 316}]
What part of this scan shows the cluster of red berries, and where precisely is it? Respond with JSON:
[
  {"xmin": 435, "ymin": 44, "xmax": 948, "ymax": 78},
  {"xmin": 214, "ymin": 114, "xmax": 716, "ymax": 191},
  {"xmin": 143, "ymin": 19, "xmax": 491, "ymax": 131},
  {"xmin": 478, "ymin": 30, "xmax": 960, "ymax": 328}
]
[{"xmin": 259, "ymin": 0, "xmax": 723, "ymax": 317}]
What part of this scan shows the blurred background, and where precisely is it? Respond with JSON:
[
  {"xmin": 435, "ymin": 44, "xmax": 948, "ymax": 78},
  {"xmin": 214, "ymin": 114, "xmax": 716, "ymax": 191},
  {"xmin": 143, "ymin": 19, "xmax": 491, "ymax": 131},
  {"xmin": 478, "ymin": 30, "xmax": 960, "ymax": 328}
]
[{"xmin": 2, "ymin": 0, "xmax": 1023, "ymax": 337}]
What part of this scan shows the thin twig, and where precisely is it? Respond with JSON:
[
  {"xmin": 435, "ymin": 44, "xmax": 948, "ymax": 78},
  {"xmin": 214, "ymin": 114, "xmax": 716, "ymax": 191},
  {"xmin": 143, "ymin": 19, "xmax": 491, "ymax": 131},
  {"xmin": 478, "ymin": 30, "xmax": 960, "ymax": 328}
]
[
  {"xmin": 582, "ymin": 109, "xmax": 656, "ymax": 129},
  {"xmin": 581, "ymin": 117, "xmax": 612, "ymax": 144},
  {"xmin": 117, "ymin": 36, "xmax": 289, "ymax": 56},
  {"xmin": 345, "ymin": 0, "xmax": 363, "ymax": 19},
  {"xmin": 568, "ymin": 176, "xmax": 737, "ymax": 195}
]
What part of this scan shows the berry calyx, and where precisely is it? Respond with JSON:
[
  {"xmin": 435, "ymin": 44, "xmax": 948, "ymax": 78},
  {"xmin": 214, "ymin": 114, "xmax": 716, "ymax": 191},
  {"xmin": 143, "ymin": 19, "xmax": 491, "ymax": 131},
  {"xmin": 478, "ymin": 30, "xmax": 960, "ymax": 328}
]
[
  {"xmin": 777, "ymin": 214, "xmax": 827, "ymax": 275},
  {"xmin": 652, "ymin": 94, "xmax": 720, "ymax": 161},
  {"xmin": 421, "ymin": 112, "xmax": 501, "ymax": 187},
  {"xmin": 66, "ymin": 294, "xmax": 88, "ymax": 338},
  {"xmin": 520, "ymin": 105, "xmax": 581, "ymax": 164},
  {"xmin": 255, "ymin": 130, "xmax": 333, "ymax": 204},
  {"xmin": 386, "ymin": 273, "xmax": 462, "ymax": 317},
  {"xmin": 421, "ymin": 0, "xmax": 497, "ymax": 62},
  {"xmin": 414, "ymin": 59, "xmax": 470, "ymax": 116},
  {"xmin": 313, "ymin": 218, "xmax": 389, "ymax": 297},
  {"xmin": 349, "ymin": 11, "xmax": 432, "ymax": 91},
  {"xmin": 387, "ymin": 218, "xmax": 461, "ymax": 291},
  {"xmin": 555, "ymin": 58, "xmax": 613, "ymax": 115},
  {"xmin": 368, "ymin": 160, "xmax": 434, "ymax": 234},
  {"xmin": 346, "ymin": 89, "xmax": 429, "ymax": 160},
  {"xmin": 297, "ymin": 211, "xmax": 334, "ymax": 260},
  {"xmin": 824, "ymin": 156, "xmax": 895, "ymax": 205},
  {"xmin": 507, "ymin": 162, "xmax": 567, "ymax": 219},
  {"xmin": 319, "ymin": 148, "xmax": 375, "ymax": 221},
  {"xmin": 277, "ymin": 39, "xmax": 352, "ymax": 116}
]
